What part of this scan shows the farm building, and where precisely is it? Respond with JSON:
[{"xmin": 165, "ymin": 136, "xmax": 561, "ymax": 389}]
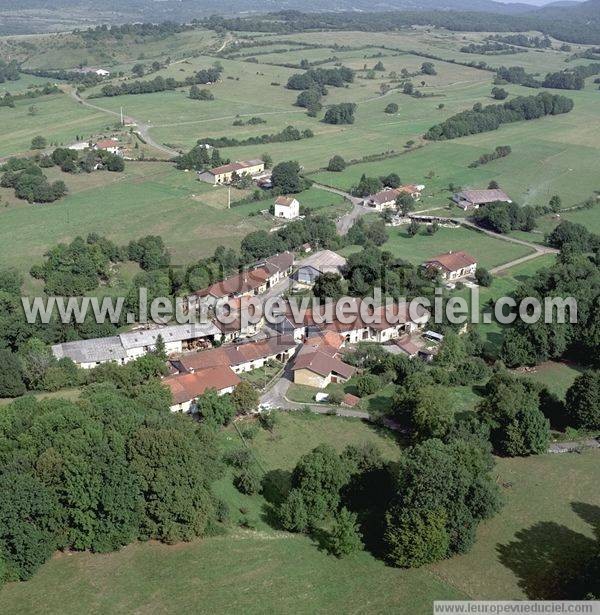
[
  {"xmin": 294, "ymin": 250, "xmax": 347, "ymax": 286},
  {"xmin": 171, "ymin": 335, "xmax": 297, "ymax": 375},
  {"xmin": 198, "ymin": 159, "xmax": 265, "ymax": 185},
  {"xmin": 363, "ymin": 185, "xmax": 424, "ymax": 210},
  {"xmin": 164, "ymin": 367, "xmax": 240, "ymax": 413},
  {"xmin": 423, "ymin": 251, "xmax": 477, "ymax": 281},
  {"xmin": 52, "ymin": 322, "xmax": 221, "ymax": 368},
  {"xmin": 452, "ymin": 189, "xmax": 512, "ymax": 210},
  {"xmin": 274, "ymin": 196, "xmax": 300, "ymax": 220}
]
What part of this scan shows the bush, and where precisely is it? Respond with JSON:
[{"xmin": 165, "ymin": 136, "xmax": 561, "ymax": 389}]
[
  {"xmin": 327, "ymin": 155, "xmax": 346, "ymax": 172},
  {"xmin": 384, "ymin": 102, "xmax": 399, "ymax": 114},
  {"xmin": 475, "ymin": 267, "xmax": 492, "ymax": 286},
  {"xmin": 355, "ymin": 373, "xmax": 380, "ymax": 397}
]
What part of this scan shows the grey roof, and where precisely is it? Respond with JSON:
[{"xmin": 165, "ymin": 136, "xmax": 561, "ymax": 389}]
[
  {"xmin": 297, "ymin": 250, "xmax": 347, "ymax": 274},
  {"xmin": 52, "ymin": 336, "xmax": 127, "ymax": 364},
  {"xmin": 454, "ymin": 189, "xmax": 511, "ymax": 204},
  {"xmin": 119, "ymin": 323, "xmax": 220, "ymax": 350}
]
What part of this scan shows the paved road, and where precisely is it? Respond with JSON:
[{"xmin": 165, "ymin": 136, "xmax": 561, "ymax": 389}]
[{"xmin": 311, "ymin": 183, "xmax": 370, "ymax": 236}]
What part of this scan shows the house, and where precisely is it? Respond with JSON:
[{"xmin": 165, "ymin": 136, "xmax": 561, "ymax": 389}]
[
  {"xmin": 452, "ymin": 189, "xmax": 512, "ymax": 210},
  {"xmin": 294, "ymin": 250, "xmax": 347, "ymax": 286},
  {"xmin": 94, "ymin": 139, "xmax": 123, "ymax": 155},
  {"xmin": 363, "ymin": 188, "xmax": 402, "ymax": 211},
  {"xmin": 423, "ymin": 251, "xmax": 477, "ymax": 281},
  {"xmin": 363, "ymin": 185, "xmax": 425, "ymax": 210},
  {"xmin": 171, "ymin": 335, "xmax": 297, "ymax": 375},
  {"xmin": 164, "ymin": 367, "xmax": 240, "ymax": 413},
  {"xmin": 273, "ymin": 298, "xmax": 427, "ymax": 344},
  {"xmin": 197, "ymin": 159, "xmax": 265, "ymax": 185},
  {"xmin": 292, "ymin": 335, "xmax": 356, "ymax": 389},
  {"xmin": 274, "ymin": 196, "xmax": 300, "ymax": 220},
  {"xmin": 190, "ymin": 252, "xmax": 293, "ymax": 309}
]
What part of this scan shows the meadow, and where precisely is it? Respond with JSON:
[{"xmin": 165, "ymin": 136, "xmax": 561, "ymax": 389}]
[{"xmin": 0, "ymin": 410, "xmax": 597, "ymax": 612}]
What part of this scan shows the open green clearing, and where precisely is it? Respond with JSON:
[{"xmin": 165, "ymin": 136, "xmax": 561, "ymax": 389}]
[
  {"xmin": 341, "ymin": 225, "xmax": 533, "ymax": 269},
  {"xmin": 0, "ymin": 410, "xmax": 597, "ymax": 612}
]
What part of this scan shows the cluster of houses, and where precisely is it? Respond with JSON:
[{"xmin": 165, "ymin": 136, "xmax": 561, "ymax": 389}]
[{"xmin": 52, "ymin": 246, "xmax": 480, "ymax": 413}]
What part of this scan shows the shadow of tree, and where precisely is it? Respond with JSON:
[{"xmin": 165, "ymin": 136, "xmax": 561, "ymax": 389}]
[
  {"xmin": 497, "ymin": 503, "xmax": 600, "ymax": 599},
  {"xmin": 260, "ymin": 469, "xmax": 291, "ymax": 529}
]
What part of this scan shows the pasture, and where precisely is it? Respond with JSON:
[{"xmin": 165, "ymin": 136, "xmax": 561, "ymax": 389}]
[{"xmin": 0, "ymin": 409, "xmax": 597, "ymax": 612}]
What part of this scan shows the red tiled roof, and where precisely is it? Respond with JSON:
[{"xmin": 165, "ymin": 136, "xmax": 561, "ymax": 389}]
[
  {"xmin": 95, "ymin": 139, "xmax": 120, "ymax": 149},
  {"xmin": 164, "ymin": 366, "xmax": 240, "ymax": 404},
  {"xmin": 343, "ymin": 393, "xmax": 360, "ymax": 407},
  {"xmin": 425, "ymin": 251, "xmax": 477, "ymax": 273},
  {"xmin": 275, "ymin": 196, "xmax": 297, "ymax": 207},
  {"xmin": 195, "ymin": 267, "xmax": 270, "ymax": 299},
  {"xmin": 292, "ymin": 344, "xmax": 356, "ymax": 379}
]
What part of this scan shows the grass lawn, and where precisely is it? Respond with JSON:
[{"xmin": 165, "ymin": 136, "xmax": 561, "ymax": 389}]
[
  {"xmin": 1, "ymin": 411, "xmax": 598, "ymax": 611},
  {"xmin": 515, "ymin": 361, "xmax": 583, "ymax": 400},
  {"xmin": 0, "ymin": 388, "xmax": 81, "ymax": 407},
  {"xmin": 341, "ymin": 225, "xmax": 534, "ymax": 270}
]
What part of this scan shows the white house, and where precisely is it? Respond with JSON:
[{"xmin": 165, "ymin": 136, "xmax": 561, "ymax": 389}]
[
  {"xmin": 274, "ymin": 196, "xmax": 300, "ymax": 220},
  {"xmin": 423, "ymin": 251, "xmax": 477, "ymax": 281},
  {"xmin": 94, "ymin": 139, "xmax": 123, "ymax": 155}
]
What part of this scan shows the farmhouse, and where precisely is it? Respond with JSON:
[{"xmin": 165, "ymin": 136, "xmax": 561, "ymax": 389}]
[
  {"xmin": 52, "ymin": 322, "xmax": 221, "ymax": 368},
  {"xmin": 198, "ymin": 159, "xmax": 265, "ymax": 185},
  {"xmin": 274, "ymin": 196, "xmax": 300, "ymax": 220},
  {"xmin": 423, "ymin": 251, "xmax": 477, "ymax": 281},
  {"xmin": 164, "ymin": 367, "xmax": 240, "ymax": 413},
  {"xmin": 76, "ymin": 67, "xmax": 111, "ymax": 77},
  {"xmin": 292, "ymin": 334, "xmax": 355, "ymax": 389},
  {"xmin": 452, "ymin": 189, "xmax": 512, "ymax": 210},
  {"xmin": 294, "ymin": 250, "xmax": 347, "ymax": 286},
  {"xmin": 171, "ymin": 335, "xmax": 297, "ymax": 375},
  {"xmin": 363, "ymin": 185, "xmax": 424, "ymax": 210},
  {"xmin": 94, "ymin": 139, "xmax": 122, "ymax": 155}
]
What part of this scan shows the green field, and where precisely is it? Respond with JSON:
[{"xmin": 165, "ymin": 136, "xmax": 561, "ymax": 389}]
[
  {"xmin": 341, "ymin": 225, "xmax": 533, "ymax": 269},
  {"xmin": 0, "ymin": 162, "xmax": 346, "ymax": 286},
  {"xmin": 0, "ymin": 411, "xmax": 598, "ymax": 612}
]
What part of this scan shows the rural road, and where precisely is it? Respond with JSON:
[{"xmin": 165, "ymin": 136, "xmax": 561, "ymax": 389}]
[
  {"xmin": 68, "ymin": 87, "xmax": 180, "ymax": 158},
  {"xmin": 311, "ymin": 182, "xmax": 369, "ymax": 235}
]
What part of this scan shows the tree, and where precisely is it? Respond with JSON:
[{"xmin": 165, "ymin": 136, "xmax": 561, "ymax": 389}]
[
  {"xmin": 384, "ymin": 102, "xmax": 398, "ymax": 114},
  {"xmin": 565, "ymin": 371, "xmax": 600, "ymax": 430},
  {"xmin": 407, "ymin": 220, "xmax": 421, "ymax": 237},
  {"xmin": 421, "ymin": 62, "xmax": 437, "ymax": 75},
  {"xmin": 327, "ymin": 155, "xmax": 346, "ymax": 172},
  {"xmin": 234, "ymin": 460, "xmax": 263, "ymax": 495},
  {"xmin": 373, "ymin": 61, "xmax": 385, "ymax": 71},
  {"xmin": 30, "ymin": 136, "xmax": 47, "ymax": 150},
  {"xmin": 396, "ymin": 193, "xmax": 415, "ymax": 216},
  {"xmin": 271, "ymin": 160, "xmax": 304, "ymax": 194},
  {"xmin": 475, "ymin": 267, "xmax": 492, "ymax": 287},
  {"xmin": 196, "ymin": 389, "xmax": 236, "ymax": 428},
  {"xmin": 279, "ymin": 488, "xmax": 309, "ymax": 532},
  {"xmin": 393, "ymin": 384, "xmax": 454, "ymax": 441},
  {"xmin": 132, "ymin": 63, "xmax": 145, "ymax": 77},
  {"xmin": 327, "ymin": 508, "xmax": 363, "ymax": 557},
  {"xmin": 323, "ymin": 103, "xmax": 356, "ymax": 125},
  {"xmin": 355, "ymin": 373, "xmax": 380, "ymax": 397},
  {"xmin": 313, "ymin": 272, "xmax": 344, "ymax": 303},
  {"xmin": 351, "ymin": 174, "xmax": 383, "ymax": 198},
  {"xmin": 549, "ymin": 194, "xmax": 562, "ymax": 212},
  {"xmin": 284, "ymin": 444, "xmax": 349, "ymax": 527},
  {"xmin": 491, "ymin": 86, "xmax": 508, "ymax": 100},
  {"xmin": 0, "ymin": 472, "xmax": 60, "ymax": 580},
  {"xmin": 0, "ymin": 350, "xmax": 26, "ymax": 397},
  {"xmin": 478, "ymin": 373, "xmax": 550, "ymax": 456},
  {"xmin": 385, "ymin": 507, "xmax": 449, "ymax": 568},
  {"xmin": 230, "ymin": 381, "xmax": 259, "ymax": 415},
  {"xmin": 384, "ymin": 438, "xmax": 501, "ymax": 562}
]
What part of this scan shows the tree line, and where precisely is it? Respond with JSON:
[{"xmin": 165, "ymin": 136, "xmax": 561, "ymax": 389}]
[
  {"xmin": 196, "ymin": 125, "xmax": 314, "ymax": 149},
  {"xmin": 424, "ymin": 92, "xmax": 574, "ymax": 141},
  {"xmin": 286, "ymin": 66, "xmax": 354, "ymax": 91},
  {"xmin": 96, "ymin": 67, "xmax": 222, "ymax": 98}
]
